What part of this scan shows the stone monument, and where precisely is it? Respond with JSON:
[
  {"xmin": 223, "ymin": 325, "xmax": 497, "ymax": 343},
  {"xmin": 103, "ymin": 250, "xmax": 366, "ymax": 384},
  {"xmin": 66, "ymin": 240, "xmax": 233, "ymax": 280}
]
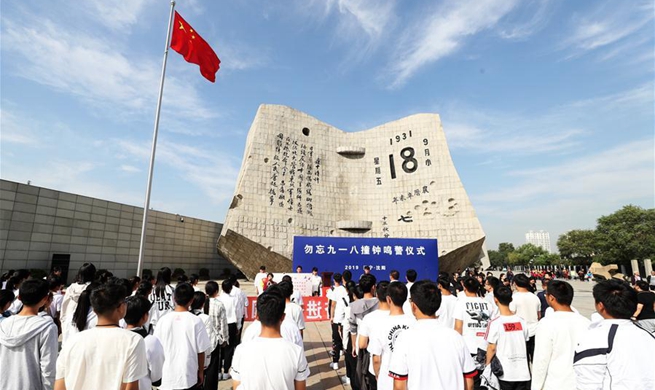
[{"xmin": 218, "ymin": 105, "xmax": 487, "ymax": 279}]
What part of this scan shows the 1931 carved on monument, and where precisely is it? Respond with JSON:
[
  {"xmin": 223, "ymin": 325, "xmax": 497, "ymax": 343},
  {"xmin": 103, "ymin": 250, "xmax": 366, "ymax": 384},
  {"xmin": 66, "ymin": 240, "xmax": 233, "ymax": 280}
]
[{"xmin": 218, "ymin": 105, "xmax": 487, "ymax": 279}]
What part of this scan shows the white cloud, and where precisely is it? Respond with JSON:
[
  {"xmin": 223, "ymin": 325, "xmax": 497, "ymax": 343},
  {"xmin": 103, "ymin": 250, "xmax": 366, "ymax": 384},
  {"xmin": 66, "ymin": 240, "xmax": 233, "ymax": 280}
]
[
  {"xmin": 476, "ymin": 139, "xmax": 654, "ymax": 248},
  {"xmin": 1, "ymin": 13, "xmax": 221, "ymax": 136},
  {"xmin": 561, "ymin": 0, "xmax": 653, "ymax": 60},
  {"xmin": 296, "ymin": 0, "xmax": 396, "ymax": 56},
  {"xmin": 497, "ymin": 0, "xmax": 554, "ymax": 40},
  {"xmin": 0, "ymin": 108, "xmax": 40, "ymax": 146},
  {"xmin": 115, "ymin": 139, "xmax": 240, "ymax": 205},
  {"xmin": 441, "ymin": 83, "xmax": 653, "ymax": 155},
  {"xmin": 120, "ymin": 165, "xmax": 141, "ymax": 173},
  {"xmin": 387, "ymin": 0, "xmax": 520, "ymax": 88},
  {"xmin": 83, "ymin": 0, "xmax": 154, "ymax": 31}
]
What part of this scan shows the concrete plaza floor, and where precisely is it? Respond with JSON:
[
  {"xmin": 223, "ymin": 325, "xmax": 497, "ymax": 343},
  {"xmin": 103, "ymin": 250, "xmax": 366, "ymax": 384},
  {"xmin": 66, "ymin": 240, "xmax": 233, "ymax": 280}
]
[{"xmin": 213, "ymin": 277, "xmax": 598, "ymax": 389}]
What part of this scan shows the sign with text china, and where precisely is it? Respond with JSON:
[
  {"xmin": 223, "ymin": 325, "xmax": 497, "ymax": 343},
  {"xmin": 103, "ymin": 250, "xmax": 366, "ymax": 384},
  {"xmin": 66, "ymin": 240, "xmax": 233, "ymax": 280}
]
[{"xmin": 293, "ymin": 236, "xmax": 439, "ymax": 282}]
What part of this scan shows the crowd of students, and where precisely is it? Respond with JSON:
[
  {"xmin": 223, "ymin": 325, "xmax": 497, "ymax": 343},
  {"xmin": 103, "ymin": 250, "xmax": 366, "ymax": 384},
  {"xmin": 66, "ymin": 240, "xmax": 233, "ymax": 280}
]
[
  {"xmin": 1, "ymin": 263, "xmax": 654, "ymax": 390},
  {"xmin": 323, "ymin": 268, "xmax": 655, "ymax": 390},
  {"xmin": 0, "ymin": 264, "xmax": 252, "ymax": 390}
]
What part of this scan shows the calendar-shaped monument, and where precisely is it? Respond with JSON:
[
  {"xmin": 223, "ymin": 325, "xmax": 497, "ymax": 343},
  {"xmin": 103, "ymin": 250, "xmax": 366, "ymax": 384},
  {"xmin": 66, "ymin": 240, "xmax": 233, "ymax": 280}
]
[{"xmin": 217, "ymin": 105, "xmax": 487, "ymax": 279}]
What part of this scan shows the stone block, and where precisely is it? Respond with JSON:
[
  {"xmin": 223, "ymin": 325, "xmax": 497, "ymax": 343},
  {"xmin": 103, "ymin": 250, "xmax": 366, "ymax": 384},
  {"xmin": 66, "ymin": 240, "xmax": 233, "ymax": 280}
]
[
  {"xmin": 36, "ymin": 205, "xmax": 56, "ymax": 216},
  {"xmin": 54, "ymin": 217, "xmax": 73, "ymax": 227},
  {"xmin": 0, "ymin": 200, "xmax": 14, "ymax": 211},
  {"xmin": 13, "ymin": 202, "xmax": 37, "ymax": 213},
  {"xmin": 0, "ymin": 190, "xmax": 16, "ymax": 202},
  {"xmin": 17, "ymin": 184, "xmax": 39, "ymax": 196},
  {"xmin": 0, "ymin": 181, "xmax": 18, "ymax": 191},
  {"xmin": 58, "ymin": 192, "xmax": 77, "ymax": 202},
  {"xmin": 55, "ymin": 209, "xmax": 74, "ymax": 219},
  {"xmin": 34, "ymin": 214, "xmax": 56, "ymax": 225},
  {"xmin": 33, "ymin": 224, "xmax": 54, "ymax": 234},
  {"xmin": 11, "ymin": 211, "xmax": 35, "ymax": 223},
  {"xmin": 57, "ymin": 200, "xmax": 76, "ymax": 211},
  {"xmin": 15, "ymin": 192, "xmax": 38, "ymax": 205},
  {"xmin": 9, "ymin": 218, "xmax": 33, "ymax": 232},
  {"xmin": 7, "ymin": 240, "xmax": 30, "ymax": 251},
  {"xmin": 30, "ymin": 232, "xmax": 52, "ymax": 242},
  {"xmin": 38, "ymin": 188, "xmax": 58, "ymax": 199}
]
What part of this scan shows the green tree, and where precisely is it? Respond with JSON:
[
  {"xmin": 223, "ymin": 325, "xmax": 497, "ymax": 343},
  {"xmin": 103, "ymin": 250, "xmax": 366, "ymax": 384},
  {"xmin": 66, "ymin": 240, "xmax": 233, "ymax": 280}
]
[
  {"xmin": 557, "ymin": 229, "xmax": 598, "ymax": 265},
  {"xmin": 595, "ymin": 205, "xmax": 655, "ymax": 266},
  {"xmin": 512, "ymin": 243, "xmax": 549, "ymax": 266},
  {"xmin": 488, "ymin": 249, "xmax": 504, "ymax": 268}
]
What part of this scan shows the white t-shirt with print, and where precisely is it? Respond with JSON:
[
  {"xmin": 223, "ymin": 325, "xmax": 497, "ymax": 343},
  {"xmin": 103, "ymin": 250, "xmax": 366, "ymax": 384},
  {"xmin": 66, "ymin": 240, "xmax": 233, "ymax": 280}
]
[
  {"xmin": 453, "ymin": 296, "xmax": 493, "ymax": 354},
  {"xmin": 230, "ymin": 337, "xmax": 310, "ymax": 389},
  {"xmin": 509, "ymin": 291, "xmax": 541, "ymax": 337},
  {"xmin": 484, "ymin": 314, "xmax": 530, "ymax": 382},
  {"xmin": 56, "ymin": 327, "xmax": 148, "ymax": 390},
  {"xmin": 368, "ymin": 314, "xmax": 416, "ymax": 390},
  {"xmin": 153, "ymin": 311, "xmax": 211, "ymax": 390},
  {"xmin": 139, "ymin": 333, "xmax": 165, "ymax": 390},
  {"xmin": 388, "ymin": 319, "xmax": 477, "ymax": 390},
  {"xmin": 218, "ymin": 292, "xmax": 238, "ymax": 324},
  {"xmin": 359, "ymin": 309, "xmax": 390, "ymax": 374},
  {"xmin": 285, "ymin": 302, "xmax": 306, "ymax": 331},
  {"xmin": 148, "ymin": 285, "xmax": 175, "ymax": 328},
  {"xmin": 436, "ymin": 294, "xmax": 458, "ymax": 329},
  {"xmin": 50, "ymin": 291, "xmax": 64, "ymax": 316},
  {"xmin": 254, "ymin": 273, "xmax": 266, "ymax": 295},
  {"xmin": 327, "ymin": 285, "xmax": 348, "ymax": 319},
  {"xmin": 242, "ymin": 319, "xmax": 303, "ymax": 348}
]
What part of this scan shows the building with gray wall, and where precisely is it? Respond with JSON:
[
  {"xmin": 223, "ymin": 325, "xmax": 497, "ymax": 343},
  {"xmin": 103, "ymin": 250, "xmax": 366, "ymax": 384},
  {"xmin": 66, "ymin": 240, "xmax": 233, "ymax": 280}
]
[{"xmin": 0, "ymin": 179, "xmax": 235, "ymax": 282}]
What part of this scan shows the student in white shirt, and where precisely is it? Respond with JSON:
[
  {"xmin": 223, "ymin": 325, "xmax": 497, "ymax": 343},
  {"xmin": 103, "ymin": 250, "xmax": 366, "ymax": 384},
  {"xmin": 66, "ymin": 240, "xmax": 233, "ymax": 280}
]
[
  {"xmin": 454, "ymin": 276, "xmax": 493, "ymax": 375},
  {"xmin": 230, "ymin": 287, "xmax": 310, "ymax": 390},
  {"xmin": 243, "ymin": 317, "xmax": 304, "ymax": 347},
  {"xmin": 217, "ymin": 280, "xmax": 238, "ymax": 380},
  {"xmin": 358, "ymin": 281, "xmax": 390, "ymax": 388},
  {"xmin": 48, "ymin": 277, "xmax": 64, "ymax": 336},
  {"xmin": 203, "ymin": 281, "xmax": 229, "ymax": 390},
  {"xmin": 484, "ymin": 276, "xmax": 500, "ymax": 318},
  {"xmin": 327, "ymin": 272, "xmax": 347, "ymax": 369},
  {"xmin": 66, "ymin": 282, "xmax": 100, "ymax": 342},
  {"xmin": 60, "ymin": 263, "xmax": 96, "ymax": 342},
  {"xmin": 368, "ymin": 281, "xmax": 415, "ymax": 390},
  {"xmin": 401, "ymin": 269, "xmax": 417, "ymax": 315},
  {"xmin": 55, "ymin": 283, "xmax": 147, "ymax": 390},
  {"xmin": 124, "ymin": 295, "xmax": 165, "ymax": 390},
  {"xmin": 388, "ymin": 280, "xmax": 476, "ymax": 390},
  {"xmin": 191, "ymin": 292, "xmax": 218, "ymax": 371},
  {"xmin": 148, "ymin": 267, "xmax": 175, "ymax": 330},
  {"xmin": 310, "ymin": 267, "xmax": 322, "ymax": 296},
  {"xmin": 0, "ymin": 279, "xmax": 58, "ymax": 390},
  {"xmin": 278, "ymin": 280, "xmax": 306, "ymax": 338},
  {"xmin": 574, "ymin": 280, "xmax": 655, "ymax": 390},
  {"xmin": 154, "ymin": 283, "xmax": 211, "ymax": 390},
  {"xmin": 228, "ymin": 276, "xmax": 247, "ymax": 342},
  {"xmin": 509, "ymin": 274, "xmax": 541, "ymax": 363},
  {"xmin": 532, "ymin": 280, "xmax": 590, "ymax": 390},
  {"xmin": 485, "ymin": 285, "xmax": 531, "ymax": 390},
  {"xmin": 254, "ymin": 266, "xmax": 267, "ymax": 296},
  {"xmin": 436, "ymin": 276, "xmax": 458, "ymax": 328}
]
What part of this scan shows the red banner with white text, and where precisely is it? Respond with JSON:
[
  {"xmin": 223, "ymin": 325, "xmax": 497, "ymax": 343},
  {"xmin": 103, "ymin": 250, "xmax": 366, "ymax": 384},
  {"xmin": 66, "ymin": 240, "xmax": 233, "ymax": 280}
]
[{"xmin": 245, "ymin": 296, "xmax": 330, "ymax": 322}]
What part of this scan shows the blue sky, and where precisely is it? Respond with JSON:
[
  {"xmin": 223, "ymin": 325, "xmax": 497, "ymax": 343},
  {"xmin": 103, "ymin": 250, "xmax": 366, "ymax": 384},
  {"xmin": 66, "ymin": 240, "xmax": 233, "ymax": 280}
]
[{"xmin": 2, "ymin": 0, "xmax": 653, "ymax": 251}]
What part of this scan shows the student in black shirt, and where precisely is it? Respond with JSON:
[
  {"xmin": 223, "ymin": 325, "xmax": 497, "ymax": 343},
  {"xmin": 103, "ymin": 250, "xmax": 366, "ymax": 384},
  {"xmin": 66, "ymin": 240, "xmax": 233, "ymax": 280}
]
[{"xmin": 632, "ymin": 281, "xmax": 655, "ymax": 333}]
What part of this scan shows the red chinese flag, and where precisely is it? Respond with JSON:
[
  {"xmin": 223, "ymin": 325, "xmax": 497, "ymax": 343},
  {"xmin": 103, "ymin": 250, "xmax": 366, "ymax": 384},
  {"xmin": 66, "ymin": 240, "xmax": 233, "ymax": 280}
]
[{"xmin": 170, "ymin": 11, "xmax": 220, "ymax": 82}]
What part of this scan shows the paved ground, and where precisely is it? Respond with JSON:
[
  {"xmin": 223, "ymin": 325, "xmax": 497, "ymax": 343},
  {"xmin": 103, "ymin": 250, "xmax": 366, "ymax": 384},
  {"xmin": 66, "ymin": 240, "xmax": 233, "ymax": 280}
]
[{"xmin": 211, "ymin": 276, "xmax": 598, "ymax": 389}]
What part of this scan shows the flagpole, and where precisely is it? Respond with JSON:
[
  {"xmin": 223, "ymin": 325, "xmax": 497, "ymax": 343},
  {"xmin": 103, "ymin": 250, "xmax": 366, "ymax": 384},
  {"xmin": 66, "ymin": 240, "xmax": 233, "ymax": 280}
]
[{"xmin": 136, "ymin": 0, "xmax": 176, "ymax": 277}]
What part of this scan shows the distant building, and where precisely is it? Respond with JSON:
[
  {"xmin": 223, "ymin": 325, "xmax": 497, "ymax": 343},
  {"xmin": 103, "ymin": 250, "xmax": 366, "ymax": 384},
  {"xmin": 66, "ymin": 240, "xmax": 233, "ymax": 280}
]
[{"xmin": 525, "ymin": 230, "xmax": 551, "ymax": 253}]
